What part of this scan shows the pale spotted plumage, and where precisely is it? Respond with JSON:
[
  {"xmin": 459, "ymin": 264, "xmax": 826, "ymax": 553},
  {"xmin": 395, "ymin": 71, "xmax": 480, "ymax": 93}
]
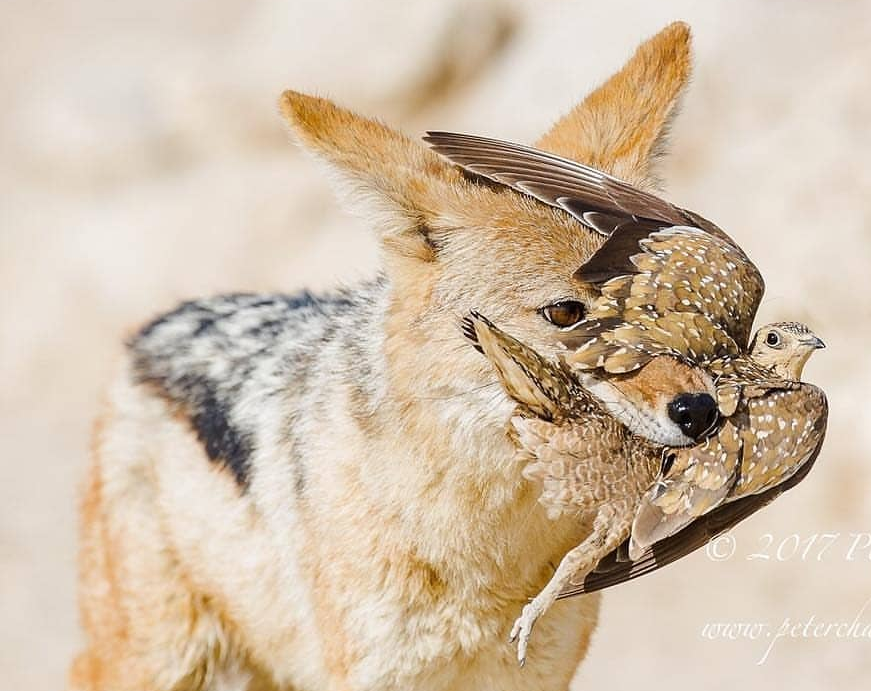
[
  {"xmin": 423, "ymin": 131, "xmax": 774, "ymax": 418},
  {"xmin": 465, "ymin": 314, "xmax": 828, "ymax": 656},
  {"xmin": 562, "ymin": 225, "xmax": 764, "ymax": 369},
  {"xmin": 422, "ymin": 131, "xmax": 765, "ymax": 387},
  {"xmin": 625, "ymin": 322, "xmax": 828, "ymax": 556},
  {"xmin": 463, "ymin": 313, "xmax": 660, "ymax": 664},
  {"xmin": 733, "ymin": 385, "xmax": 827, "ymax": 495},
  {"xmin": 628, "ymin": 377, "xmax": 827, "ymax": 560},
  {"xmin": 567, "ymin": 418, "xmax": 826, "ymax": 596},
  {"xmin": 436, "ymin": 133, "xmax": 829, "ymax": 645}
]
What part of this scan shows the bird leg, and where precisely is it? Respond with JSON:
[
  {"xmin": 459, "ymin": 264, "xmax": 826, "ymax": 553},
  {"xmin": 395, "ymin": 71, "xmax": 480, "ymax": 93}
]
[{"xmin": 509, "ymin": 504, "xmax": 630, "ymax": 666}]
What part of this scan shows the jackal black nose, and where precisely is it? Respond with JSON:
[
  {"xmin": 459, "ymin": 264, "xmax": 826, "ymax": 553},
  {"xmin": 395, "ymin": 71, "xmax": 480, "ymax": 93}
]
[{"xmin": 667, "ymin": 393, "xmax": 718, "ymax": 440}]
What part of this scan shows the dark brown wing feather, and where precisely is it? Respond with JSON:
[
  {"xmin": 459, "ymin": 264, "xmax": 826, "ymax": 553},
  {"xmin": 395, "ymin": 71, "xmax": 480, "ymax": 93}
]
[
  {"xmin": 573, "ymin": 219, "xmax": 665, "ymax": 283},
  {"xmin": 423, "ymin": 131, "xmax": 694, "ymax": 234}
]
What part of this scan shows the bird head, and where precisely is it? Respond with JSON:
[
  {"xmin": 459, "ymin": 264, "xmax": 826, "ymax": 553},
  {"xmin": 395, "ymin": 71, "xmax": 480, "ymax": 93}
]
[{"xmin": 748, "ymin": 322, "xmax": 825, "ymax": 380}]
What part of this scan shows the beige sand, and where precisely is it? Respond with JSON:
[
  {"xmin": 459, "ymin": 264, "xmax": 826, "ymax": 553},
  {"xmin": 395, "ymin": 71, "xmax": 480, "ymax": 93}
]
[{"xmin": 2, "ymin": 1, "xmax": 870, "ymax": 688}]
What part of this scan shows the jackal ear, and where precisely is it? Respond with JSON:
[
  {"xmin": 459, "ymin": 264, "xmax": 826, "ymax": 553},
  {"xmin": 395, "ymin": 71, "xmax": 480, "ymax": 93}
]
[
  {"xmin": 535, "ymin": 21, "xmax": 692, "ymax": 190},
  {"xmin": 280, "ymin": 91, "xmax": 463, "ymax": 261}
]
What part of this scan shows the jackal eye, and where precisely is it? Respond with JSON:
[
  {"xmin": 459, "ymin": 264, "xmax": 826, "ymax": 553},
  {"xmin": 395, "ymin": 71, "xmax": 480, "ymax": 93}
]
[{"xmin": 540, "ymin": 300, "xmax": 586, "ymax": 328}]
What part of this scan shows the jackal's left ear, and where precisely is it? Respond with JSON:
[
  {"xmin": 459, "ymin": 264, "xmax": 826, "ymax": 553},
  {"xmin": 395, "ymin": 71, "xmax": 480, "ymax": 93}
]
[
  {"xmin": 280, "ymin": 91, "xmax": 464, "ymax": 261},
  {"xmin": 535, "ymin": 21, "xmax": 693, "ymax": 190}
]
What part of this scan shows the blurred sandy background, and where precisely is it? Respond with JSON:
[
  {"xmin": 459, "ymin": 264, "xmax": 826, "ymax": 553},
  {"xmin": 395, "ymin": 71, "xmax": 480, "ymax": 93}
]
[{"xmin": 3, "ymin": 0, "xmax": 871, "ymax": 688}]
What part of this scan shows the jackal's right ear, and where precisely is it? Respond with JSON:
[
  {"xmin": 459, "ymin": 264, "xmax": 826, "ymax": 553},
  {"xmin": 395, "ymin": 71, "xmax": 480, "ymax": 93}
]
[
  {"xmin": 535, "ymin": 21, "xmax": 693, "ymax": 190},
  {"xmin": 280, "ymin": 91, "xmax": 464, "ymax": 262}
]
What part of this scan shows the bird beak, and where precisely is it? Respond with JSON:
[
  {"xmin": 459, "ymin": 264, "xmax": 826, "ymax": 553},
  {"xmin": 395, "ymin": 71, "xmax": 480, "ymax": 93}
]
[{"xmin": 801, "ymin": 335, "xmax": 826, "ymax": 349}]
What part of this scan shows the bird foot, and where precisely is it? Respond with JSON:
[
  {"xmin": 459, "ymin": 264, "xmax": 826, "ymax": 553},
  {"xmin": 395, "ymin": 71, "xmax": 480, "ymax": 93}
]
[{"xmin": 509, "ymin": 601, "xmax": 543, "ymax": 666}]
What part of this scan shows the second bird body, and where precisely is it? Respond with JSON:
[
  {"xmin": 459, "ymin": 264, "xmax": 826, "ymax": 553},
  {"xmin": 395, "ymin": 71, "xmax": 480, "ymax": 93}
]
[{"xmin": 464, "ymin": 313, "xmax": 662, "ymax": 665}]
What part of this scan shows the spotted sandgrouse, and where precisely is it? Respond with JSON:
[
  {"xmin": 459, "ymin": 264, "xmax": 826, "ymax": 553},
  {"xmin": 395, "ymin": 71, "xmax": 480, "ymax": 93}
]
[
  {"xmin": 627, "ymin": 322, "xmax": 827, "ymax": 561},
  {"xmin": 462, "ymin": 312, "xmax": 662, "ymax": 665},
  {"xmin": 466, "ymin": 313, "xmax": 827, "ymax": 662},
  {"xmin": 433, "ymin": 132, "xmax": 829, "ymax": 663}
]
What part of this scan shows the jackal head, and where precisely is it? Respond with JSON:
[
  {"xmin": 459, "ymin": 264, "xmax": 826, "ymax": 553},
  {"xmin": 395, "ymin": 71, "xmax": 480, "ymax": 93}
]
[{"xmin": 279, "ymin": 22, "xmax": 713, "ymax": 446}]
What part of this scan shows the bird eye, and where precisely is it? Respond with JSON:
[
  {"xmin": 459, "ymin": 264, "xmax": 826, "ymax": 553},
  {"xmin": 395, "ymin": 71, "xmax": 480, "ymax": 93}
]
[
  {"xmin": 540, "ymin": 300, "xmax": 586, "ymax": 328},
  {"xmin": 765, "ymin": 331, "xmax": 782, "ymax": 347}
]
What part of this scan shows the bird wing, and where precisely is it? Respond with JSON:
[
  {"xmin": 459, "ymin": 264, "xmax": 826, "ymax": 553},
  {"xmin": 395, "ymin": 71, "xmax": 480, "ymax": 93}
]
[
  {"xmin": 562, "ymin": 227, "xmax": 764, "ymax": 372},
  {"xmin": 423, "ymin": 131, "xmax": 694, "ymax": 234},
  {"xmin": 558, "ymin": 382, "xmax": 827, "ymax": 597},
  {"xmin": 423, "ymin": 131, "xmax": 764, "ymax": 360},
  {"xmin": 461, "ymin": 312, "xmax": 573, "ymax": 421},
  {"xmin": 596, "ymin": 227, "xmax": 763, "ymax": 341},
  {"xmin": 730, "ymin": 383, "xmax": 829, "ymax": 499},
  {"xmin": 424, "ymin": 132, "xmax": 764, "ymax": 364},
  {"xmin": 627, "ymin": 421, "xmax": 742, "ymax": 559},
  {"xmin": 563, "ymin": 311, "xmax": 741, "ymax": 375},
  {"xmin": 557, "ymin": 478, "xmax": 796, "ymax": 597}
]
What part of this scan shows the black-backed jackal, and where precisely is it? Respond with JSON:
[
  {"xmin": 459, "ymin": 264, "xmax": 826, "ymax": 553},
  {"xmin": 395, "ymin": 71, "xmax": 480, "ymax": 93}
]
[{"xmin": 72, "ymin": 22, "xmax": 709, "ymax": 691}]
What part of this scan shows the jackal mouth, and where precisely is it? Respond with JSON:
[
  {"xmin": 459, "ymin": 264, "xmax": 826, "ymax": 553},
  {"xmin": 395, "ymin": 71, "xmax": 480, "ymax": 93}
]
[{"xmin": 578, "ymin": 373, "xmax": 698, "ymax": 447}]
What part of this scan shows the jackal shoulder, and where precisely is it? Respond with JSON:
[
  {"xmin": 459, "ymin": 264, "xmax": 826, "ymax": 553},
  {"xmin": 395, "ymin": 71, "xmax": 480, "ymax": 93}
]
[{"xmin": 127, "ymin": 278, "xmax": 386, "ymax": 487}]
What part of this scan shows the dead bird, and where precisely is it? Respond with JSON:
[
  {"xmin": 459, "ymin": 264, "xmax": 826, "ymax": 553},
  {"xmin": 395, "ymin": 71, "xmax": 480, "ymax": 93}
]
[{"xmin": 465, "ymin": 313, "xmax": 827, "ymax": 664}]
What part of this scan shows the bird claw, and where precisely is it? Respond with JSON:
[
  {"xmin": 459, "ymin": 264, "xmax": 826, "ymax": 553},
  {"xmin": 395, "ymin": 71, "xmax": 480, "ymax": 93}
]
[{"xmin": 510, "ymin": 602, "xmax": 540, "ymax": 666}]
